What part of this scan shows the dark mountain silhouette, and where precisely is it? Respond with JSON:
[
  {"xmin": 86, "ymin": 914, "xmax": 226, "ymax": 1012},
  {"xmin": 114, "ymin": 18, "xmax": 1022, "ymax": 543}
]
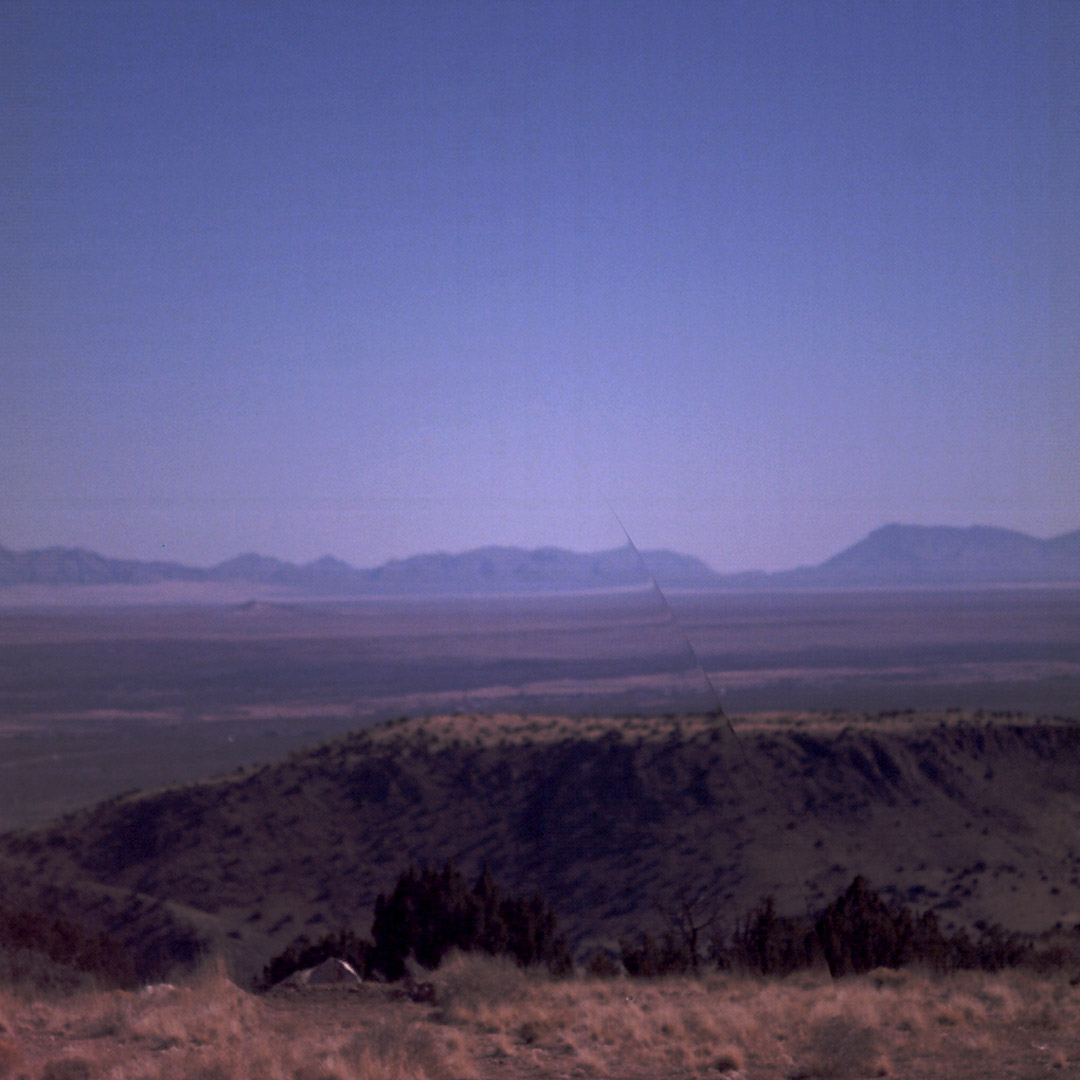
[
  {"xmin": 1, "ymin": 524, "xmax": 1078, "ymax": 596},
  {"xmin": 1048, "ymin": 529, "xmax": 1080, "ymax": 558},
  {"xmin": 206, "ymin": 553, "xmax": 297, "ymax": 583},
  {"xmin": 771, "ymin": 525, "xmax": 1080, "ymax": 587},
  {"xmin": 0, "ymin": 545, "xmax": 202, "ymax": 587},
  {"xmin": 361, "ymin": 545, "xmax": 718, "ymax": 592},
  {"xmin": 0, "ymin": 542, "xmax": 717, "ymax": 594}
]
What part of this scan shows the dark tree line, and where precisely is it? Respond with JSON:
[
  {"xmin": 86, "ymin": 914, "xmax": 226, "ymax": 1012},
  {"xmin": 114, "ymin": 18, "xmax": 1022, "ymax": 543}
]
[
  {"xmin": 264, "ymin": 866, "xmax": 1037, "ymax": 989},
  {"xmin": 263, "ymin": 861, "xmax": 569, "ymax": 988},
  {"xmin": 617, "ymin": 875, "xmax": 1030, "ymax": 978},
  {"xmin": 370, "ymin": 861, "xmax": 570, "ymax": 978},
  {"xmin": 2, "ymin": 864, "xmax": 1034, "ymax": 995}
]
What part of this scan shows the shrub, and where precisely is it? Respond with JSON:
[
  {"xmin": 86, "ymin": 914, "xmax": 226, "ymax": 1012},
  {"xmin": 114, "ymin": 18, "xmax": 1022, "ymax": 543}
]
[
  {"xmin": 816, "ymin": 876, "xmax": 917, "ymax": 976},
  {"xmin": 618, "ymin": 876, "xmax": 1037, "ymax": 980},
  {"xmin": 262, "ymin": 861, "xmax": 569, "ymax": 987},
  {"xmin": 728, "ymin": 895, "xmax": 821, "ymax": 975},
  {"xmin": 371, "ymin": 861, "xmax": 570, "ymax": 979},
  {"xmin": 0, "ymin": 906, "xmax": 137, "ymax": 990},
  {"xmin": 619, "ymin": 931, "xmax": 693, "ymax": 976}
]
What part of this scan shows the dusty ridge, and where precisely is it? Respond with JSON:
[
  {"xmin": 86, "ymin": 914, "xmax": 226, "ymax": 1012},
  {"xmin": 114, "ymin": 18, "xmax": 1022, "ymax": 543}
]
[
  {"xmin": 360, "ymin": 708, "xmax": 1061, "ymax": 747},
  {"xmin": 360, "ymin": 711, "xmax": 733, "ymax": 747},
  {"xmin": 2, "ymin": 710, "xmax": 1079, "ymax": 985}
]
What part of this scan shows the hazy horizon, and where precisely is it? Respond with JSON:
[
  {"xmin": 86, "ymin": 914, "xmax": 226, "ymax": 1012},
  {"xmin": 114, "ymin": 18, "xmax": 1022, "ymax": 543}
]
[
  {"xmin": 3, "ymin": 519, "xmax": 1080, "ymax": 580},
  {"xmin": 4, "ymin": 1, "xmax": 1078, "ymax": 573}
]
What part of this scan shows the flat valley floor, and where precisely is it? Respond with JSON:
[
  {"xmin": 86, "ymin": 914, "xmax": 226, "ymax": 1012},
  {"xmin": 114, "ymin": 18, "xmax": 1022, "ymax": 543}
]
[{"xmin": 1, "ymin": 586, "xmax": 1077, "ymax": 828}]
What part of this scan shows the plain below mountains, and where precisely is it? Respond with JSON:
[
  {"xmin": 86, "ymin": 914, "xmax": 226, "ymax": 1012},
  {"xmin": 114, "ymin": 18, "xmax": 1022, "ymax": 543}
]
[{"xmin": 1, "ymin": 524, "xmax": 1079, "ymax": 598}]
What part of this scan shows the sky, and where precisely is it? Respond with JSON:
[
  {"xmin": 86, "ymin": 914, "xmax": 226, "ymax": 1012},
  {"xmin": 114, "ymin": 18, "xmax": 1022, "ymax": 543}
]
[{"xmin": 3, "ymin": 1, "xmax": 1078, "ymax": 573}]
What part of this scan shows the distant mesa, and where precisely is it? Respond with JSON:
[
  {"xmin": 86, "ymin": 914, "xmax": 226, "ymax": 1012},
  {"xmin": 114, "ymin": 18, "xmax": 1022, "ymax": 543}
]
[{"xmin": 1, "ymin": 524, "xmax": 1078, "ymax": 599}]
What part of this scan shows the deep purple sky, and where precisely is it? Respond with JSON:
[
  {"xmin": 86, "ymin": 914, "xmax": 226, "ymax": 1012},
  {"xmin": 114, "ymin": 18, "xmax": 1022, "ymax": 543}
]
[{"xmin": 3, "ymin": 1, "xmax": 1078, "ymax": 572}]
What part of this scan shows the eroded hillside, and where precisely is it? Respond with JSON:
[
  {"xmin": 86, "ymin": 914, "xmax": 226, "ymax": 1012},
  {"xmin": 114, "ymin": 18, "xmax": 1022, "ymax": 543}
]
[{"xmin": 2, "ymin": 710, "xmax": 1079, "ymax": 984}]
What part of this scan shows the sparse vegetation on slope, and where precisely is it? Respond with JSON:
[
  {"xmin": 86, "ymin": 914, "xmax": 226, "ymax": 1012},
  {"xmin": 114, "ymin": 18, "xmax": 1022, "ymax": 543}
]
[{"xmin": 3, "ymin": 711, "xmax": 1080, "ymax": 987}]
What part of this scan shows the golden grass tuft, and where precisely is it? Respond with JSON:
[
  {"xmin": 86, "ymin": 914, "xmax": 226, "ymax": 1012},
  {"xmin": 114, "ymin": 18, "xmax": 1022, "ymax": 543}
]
[
  {"xmin": 428, "ymin": 950, "xmax": 529, "ymax": 1018},
  {"xmin": 335, "ymin": 1016, "xmax": 479, "ymax": 1080}
]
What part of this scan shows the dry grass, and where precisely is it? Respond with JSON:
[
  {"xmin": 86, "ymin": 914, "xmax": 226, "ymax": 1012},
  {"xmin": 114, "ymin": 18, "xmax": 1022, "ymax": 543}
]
[
  {"xmin": 364, "ymin": 711, "xmax": 738, "ymax": 748},
  {"xmin": 5, "ymin": 968, "xmax": 472, "ymax": 1079},
  {"xmin": 2, "ymin": 956, "xmax": 1078, "ymax": 1078},
  {"xmin": 362, "ymin": 709, "xmax": 1019, "ymax": 751},
  {"xmin": 425, "ymin": 955, "xmax": 1080, "ymax": 1078}
]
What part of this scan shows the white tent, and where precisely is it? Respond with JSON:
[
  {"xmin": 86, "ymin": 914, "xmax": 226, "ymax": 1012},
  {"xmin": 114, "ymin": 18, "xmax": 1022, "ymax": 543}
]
[{"xmin": 283, "ymin": 957, "xmax": 363, "ymax": 988}]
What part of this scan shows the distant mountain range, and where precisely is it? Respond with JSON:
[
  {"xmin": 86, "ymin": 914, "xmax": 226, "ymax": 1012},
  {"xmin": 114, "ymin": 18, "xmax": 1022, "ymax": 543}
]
[
  {"xmin": 1, "ymin": 524, "xmax": 1079, "ymax": 597},
  {"xmin": 0, "ymin": 544, "xmax": 713, "ymax": 595}
]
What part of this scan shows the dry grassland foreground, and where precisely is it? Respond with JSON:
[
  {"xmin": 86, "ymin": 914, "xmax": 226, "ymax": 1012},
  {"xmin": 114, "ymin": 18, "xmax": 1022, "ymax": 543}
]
[{"xmin": 1, "ymin": 954, "xmax": 1079, "ymax": 1080}]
